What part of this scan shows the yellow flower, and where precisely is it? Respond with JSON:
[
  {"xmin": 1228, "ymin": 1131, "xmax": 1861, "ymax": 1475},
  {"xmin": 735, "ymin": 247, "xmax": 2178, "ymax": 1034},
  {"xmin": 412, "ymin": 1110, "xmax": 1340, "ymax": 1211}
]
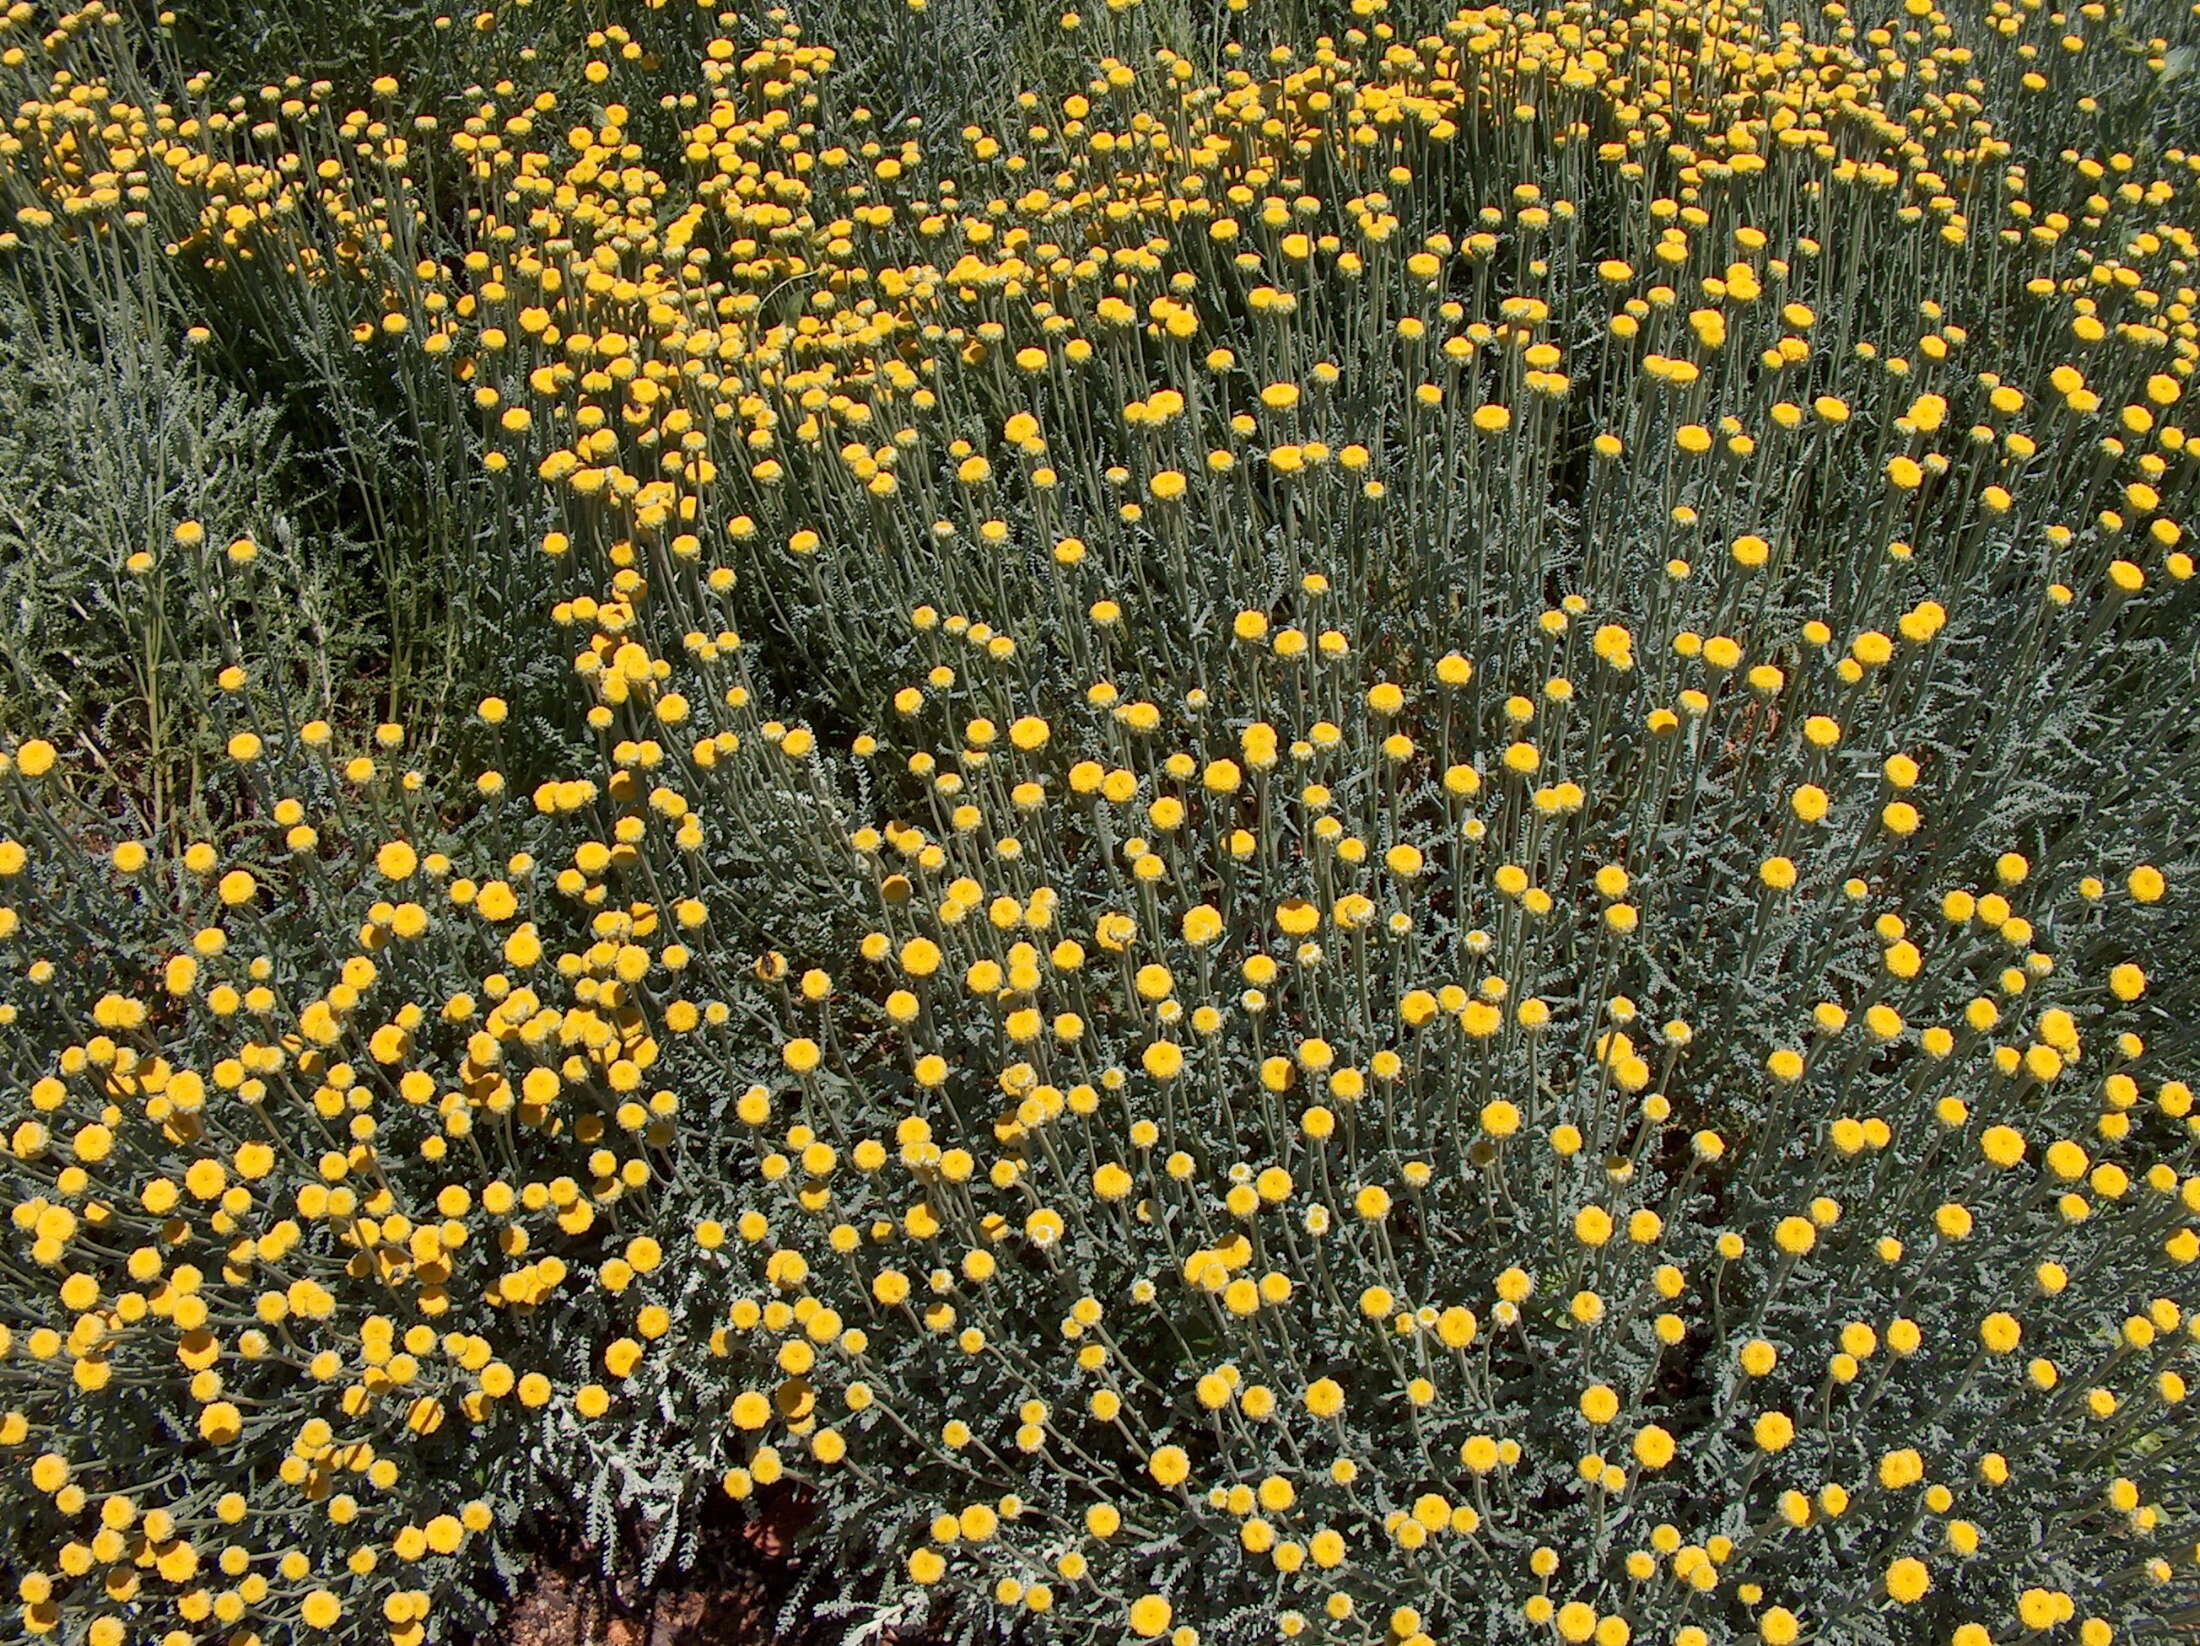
[
  {"xmin": 1181, "ymin": 903, "xmax": 1224, "ymax": 944},
  {"xmin": 299, "ymin": 1591, "xmax": 342, "ymax": 1630},
  {"xmin": 1884, "ymin": 1558, "xmax": 1932, "ymax": 1604},
  {"xmin": 1129, "ymin": 1596, "xmax": 1173, "ymax": 1639},
  {"xmin": 198, "ymin": 1402, "xmax": 242, "ymax": 1443}
]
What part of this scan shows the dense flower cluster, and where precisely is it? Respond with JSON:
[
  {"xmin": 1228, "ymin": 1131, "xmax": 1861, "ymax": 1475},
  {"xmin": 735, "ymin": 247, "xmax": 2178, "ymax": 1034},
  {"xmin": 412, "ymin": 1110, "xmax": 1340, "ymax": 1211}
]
[{"xmin": 1, "ymin": 0, "xmax": 2198, "ymax": 1642}]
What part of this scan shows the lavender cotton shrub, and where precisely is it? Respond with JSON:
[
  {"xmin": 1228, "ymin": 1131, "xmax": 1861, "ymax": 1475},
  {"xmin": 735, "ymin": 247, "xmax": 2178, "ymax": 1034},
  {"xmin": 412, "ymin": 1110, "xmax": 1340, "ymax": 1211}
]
[{"xmin": 1, "ymin": 0, "xmax": 2198, "ymax": 1643}]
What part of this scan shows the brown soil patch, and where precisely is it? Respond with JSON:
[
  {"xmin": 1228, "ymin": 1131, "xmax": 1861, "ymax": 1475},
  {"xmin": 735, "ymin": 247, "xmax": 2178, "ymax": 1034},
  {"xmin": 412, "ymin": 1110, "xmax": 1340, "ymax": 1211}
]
[
  {"xmin": 479, "ymin": 1489, "xmax": 821, "ymax": 1646},
  {"xmin": 488, "ymin": 1563, "xmax": 780, "ymax": 1646}
]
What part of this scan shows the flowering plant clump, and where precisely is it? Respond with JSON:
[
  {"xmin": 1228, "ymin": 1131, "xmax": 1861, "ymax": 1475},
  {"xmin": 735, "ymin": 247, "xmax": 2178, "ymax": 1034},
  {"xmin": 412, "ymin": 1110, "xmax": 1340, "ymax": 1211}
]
[{"xmin": 1, "ymin": 0, "xmax": 2198, "ymax": 1643}]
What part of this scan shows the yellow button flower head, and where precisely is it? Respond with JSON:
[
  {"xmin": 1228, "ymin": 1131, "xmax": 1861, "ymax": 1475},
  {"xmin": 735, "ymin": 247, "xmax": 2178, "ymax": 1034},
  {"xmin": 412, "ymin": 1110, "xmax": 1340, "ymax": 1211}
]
[
  {"xmin": 1129, "ymin": 1596, "xmax": 1173, "ymax": 1638},
  {"xmin": 300, "ymin": 1592, "xmax": 342, "ymax": 1630},
  {"xmin": 1142, "ymin": 1040, "xmax": 1184, "ymax": 1080},
  {"xmin": 197, "ymin": 1402, "xmax": 242, "ymax": 1444},
  {"xmin": 1885, "ymin": 1558, "xmax": 1932, "ymax": 1604},
  {"xmin": 1180, "ymin": 903, "xmax": 1223, "ymax": 944}
]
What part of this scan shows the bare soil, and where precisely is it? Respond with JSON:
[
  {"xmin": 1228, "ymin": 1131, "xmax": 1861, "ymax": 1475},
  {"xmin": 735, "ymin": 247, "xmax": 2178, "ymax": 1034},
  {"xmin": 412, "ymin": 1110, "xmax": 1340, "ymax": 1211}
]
[{"xmin": 480, "ymin": 1489, "xmax": 820, "ymax": 1646}]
